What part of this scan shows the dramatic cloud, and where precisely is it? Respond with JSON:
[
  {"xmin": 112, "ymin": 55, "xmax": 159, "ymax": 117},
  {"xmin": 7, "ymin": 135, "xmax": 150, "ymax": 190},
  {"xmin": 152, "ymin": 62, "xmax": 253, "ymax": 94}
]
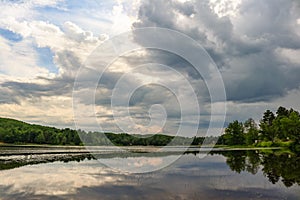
[
  {"xmin": 0, "ymin": 0, "xmax": 300, "ymax": 134},
  {"xmin": 133, "ymin": 0, "xmax": 300, "ymax": 102},
  {"xmin": 0, "ymin": 1, "xmax": 109, "ymax": 127}
]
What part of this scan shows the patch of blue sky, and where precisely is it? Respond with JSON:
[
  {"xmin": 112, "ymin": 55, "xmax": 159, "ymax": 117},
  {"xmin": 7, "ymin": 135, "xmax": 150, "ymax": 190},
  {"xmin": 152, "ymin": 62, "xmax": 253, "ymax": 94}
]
[
  {"xmin": 63, "ymin": 0, "xmax": 115, "ymax": 10},
  {"xmin": 36, "ymin": 47, "xmax": 58, "ymax": 74},
  {"xmin": 34, "ymin": 0, "xmax": 115, "ymax": 20},
  {"xmin": 0, "ymin": 28, "xmax": 23, "ymax": 42},
  {"xmin": 33, "ymin": 0, "xmax": 115, "ymax": 35}
]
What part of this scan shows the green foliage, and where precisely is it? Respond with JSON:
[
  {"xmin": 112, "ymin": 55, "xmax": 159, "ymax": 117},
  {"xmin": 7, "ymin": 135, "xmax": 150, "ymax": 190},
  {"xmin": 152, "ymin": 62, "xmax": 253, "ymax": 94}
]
[
  {"xmin": 274, "ymin": 141, "xmax": 293, "ymax": 147},
  {"xmin": 0, "ymin": 117, "xmax": 207, "ymax": 146},
  {"xmin": 221, "ymin": 106, "xmax": 300, "ymax": 151},
  {"xmin": 223, "ymin": 120, "xmax": 245, "ymax": 145},
  {"xmin": 0, "ymin": 118, "xmax": 82, "ymax": 145},
  {"xmin": 223, "ymin": 151, "xmax": 247, "ymax": 173},
  {"xmin": 1, "ymin": 105, "xmax": 300, "ymax": 148},
  {"xmin": 215, "ymin": 150, "xmax": 300, "ymax": 187},
  {"xmin": 103, "ymin": 133, "xmax": 203, "ymax": 146},
  {"xmin": 260, "ymin": 110, "xmax": 276, "ymax": 142},
  {"xmin": 35, "ymin": 132, "xmax": 45, "ymax": 144},
  {"xmin": 280, "ymin": 112, "xmax": 300, "ymax": 142},
  {"xmin": 256, "ymin": 141, "xmax": 273, "ymax": 147},
  {"xmin": 244, "ymin": 118, "xmax": 259, "ymax": 145}
]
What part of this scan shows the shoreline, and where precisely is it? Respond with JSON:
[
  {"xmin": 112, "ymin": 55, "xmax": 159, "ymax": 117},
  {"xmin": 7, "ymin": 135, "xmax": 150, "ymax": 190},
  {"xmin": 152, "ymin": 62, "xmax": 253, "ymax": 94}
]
[{"xmin": 0, "ymin": 143, "xmax": 285, "ymax": 148}]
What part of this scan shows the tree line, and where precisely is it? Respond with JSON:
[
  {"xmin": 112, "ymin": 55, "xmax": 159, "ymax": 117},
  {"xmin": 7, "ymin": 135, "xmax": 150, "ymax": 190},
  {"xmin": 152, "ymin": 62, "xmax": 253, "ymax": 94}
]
[
  {"xmin": 0, "ymin": 118, "xmax": 81, "ymax": 145},
  {"xmin": 0, "ymin": 117, "xmax": 206, "ymax": 146},
  {"xmin": 50, "ymin": 131, "xmax": 208, "ymax": 146},
  {"xmin": 218, "ymin": 106, "xmax": 300, "ymax": 150},
  {"xmin": 1, "ymin": 106, "xmax": 299, "ymax": 148}
]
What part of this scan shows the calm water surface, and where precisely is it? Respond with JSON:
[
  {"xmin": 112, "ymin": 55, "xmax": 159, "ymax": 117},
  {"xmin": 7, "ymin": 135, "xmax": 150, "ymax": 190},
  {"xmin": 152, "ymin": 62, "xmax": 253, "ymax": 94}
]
[{"xmin": 0, "ymin": 147, "xmax": 299, "ymax": 200}]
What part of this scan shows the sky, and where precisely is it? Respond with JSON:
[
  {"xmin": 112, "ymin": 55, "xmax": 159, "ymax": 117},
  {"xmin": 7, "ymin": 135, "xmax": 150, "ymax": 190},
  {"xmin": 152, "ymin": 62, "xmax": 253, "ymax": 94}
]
[{"xmin": 0, "ymin": 0, "xmax": 300, "ymax": 137}]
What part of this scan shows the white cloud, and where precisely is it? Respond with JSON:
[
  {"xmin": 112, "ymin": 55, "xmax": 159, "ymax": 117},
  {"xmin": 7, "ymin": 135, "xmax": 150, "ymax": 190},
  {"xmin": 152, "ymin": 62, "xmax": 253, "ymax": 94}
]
[
  {"xmin": 1, "ymin": 0, "xmax": 300, "ymax": 133},
  {"xmin": 0, "ymin": 18, "xmax": 108, "ymax": 79},
  {"xmin": 209, "ymin": 0, "xmax": 242, "ymax": 18},
  {"xmin": 0, "ymin": 162, "xmax": 123, "ymax": 196},
  {"xmin": 0, "ymin": 18, "xmax": 32, "ymax": 37},
  {"xmin": 276, "ymin": 47, "xmax": 300, "ymax": 65},
  {"xmin": 0, "ymin": 0, "xmax": 63, "ymax": 22},
  {"xmin": 110, "ymin": 1, "xmax": 137, "ymax": 34},
  {"xmin": 0, "ymin": 36, "xmax": 50, "ymax": 78},
  {"xmin": 0, "ymin": 95, "xmax": 74, "ymax": 128},
  {"xmin": 0, "ymin": 0, "xmax": 119, "ymax": 129},
  {"xmin": 63, "ymin": 21, "xmax": 98, "ymax": 43},
  {"xmin": 29, "ymin": 20, "xmax": 105, "ymax": 59},
  {"xmin": 0, "ymin": 0, "xmax": 111, "ymax": 79}
]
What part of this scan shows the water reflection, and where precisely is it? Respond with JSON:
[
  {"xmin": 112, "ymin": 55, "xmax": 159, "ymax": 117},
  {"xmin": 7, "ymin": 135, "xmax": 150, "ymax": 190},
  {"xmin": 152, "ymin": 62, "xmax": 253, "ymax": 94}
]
[
  {"xmin": 0, "ymin": 148, "xmax": 299, "ymax": 199},
  {"xmin": 211, "ymin": 150, "xmax": 300, "ymax": 188}
]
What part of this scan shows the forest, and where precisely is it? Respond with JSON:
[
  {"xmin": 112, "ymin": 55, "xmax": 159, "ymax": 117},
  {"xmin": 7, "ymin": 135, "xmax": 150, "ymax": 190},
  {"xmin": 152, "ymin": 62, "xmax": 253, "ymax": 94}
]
[
  {"xmin": 0, "ymin": 117, "xmax": 204, "ymax": 146},
  {"xmin": 0, "ymin": 106, "xmax": 299, "ymax": 150},
  {"xmin": 0, "ymin": 118, "xmax": 81, "ymax": 145},
  {"xmin": 218, "ymin": 106, "xmax": 300, "ymax": 151}
]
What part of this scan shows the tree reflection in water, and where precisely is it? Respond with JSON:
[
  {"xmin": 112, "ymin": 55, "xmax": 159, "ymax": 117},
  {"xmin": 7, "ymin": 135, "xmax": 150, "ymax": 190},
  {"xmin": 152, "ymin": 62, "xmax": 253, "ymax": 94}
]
[
  {"xmin": 1, "ymin": 148, "xmax": 300, "ymax": 188},
  {"xmin": 212, "ymin": 150, "xmax": 300, "ymax": 188}
]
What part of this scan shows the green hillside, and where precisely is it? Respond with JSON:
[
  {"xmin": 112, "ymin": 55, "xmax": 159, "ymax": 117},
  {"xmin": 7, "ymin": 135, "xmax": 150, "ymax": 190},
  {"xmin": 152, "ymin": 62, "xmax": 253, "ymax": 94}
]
[
  {"xmin": 0, "ymin": 117, "xmax": 81, "ymax": 145},
  {"xmin": 1, "ymin": 106, "xmax": 299, "ymax": 149},
  {"xmin": 0, "ymin": 117, "xmax": 206, "ymax": 146}
]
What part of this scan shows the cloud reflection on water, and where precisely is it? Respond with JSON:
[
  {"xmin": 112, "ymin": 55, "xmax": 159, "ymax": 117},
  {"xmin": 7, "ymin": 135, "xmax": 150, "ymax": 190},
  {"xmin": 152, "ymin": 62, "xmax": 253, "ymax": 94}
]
[
  {"xmin": 0, "ymin": 154, "xmax": 299, "ymax": 200},
  {"xmin": 0, "ymin": 161, "xmax": 125, "ymax": 197}
]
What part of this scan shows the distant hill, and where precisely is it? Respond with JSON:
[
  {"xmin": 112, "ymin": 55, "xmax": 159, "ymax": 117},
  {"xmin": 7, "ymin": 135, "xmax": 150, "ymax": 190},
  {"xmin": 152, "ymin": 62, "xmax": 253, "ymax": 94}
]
[
  {"xmin": 0, "ymin": 117, "xmax": 206, "ymax": 146},
  {"xmin": 0, "ymin": 117, "xmax": 81, "ymax": 145}
]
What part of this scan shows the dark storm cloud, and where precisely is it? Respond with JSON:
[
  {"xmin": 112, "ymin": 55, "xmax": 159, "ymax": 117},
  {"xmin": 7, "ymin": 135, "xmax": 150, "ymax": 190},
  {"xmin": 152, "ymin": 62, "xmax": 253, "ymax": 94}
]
[
  {"xmin": 0, "ymin": 76, "xmax": 74, "ymax": 104},
  {"xmin": 128, "ymin": 84, "xmax": 181, "ymax": 118},
  {"xmin": 0, "ymin": 50, "xmax": 83, "ymax": 104},
  {"xmin": 118, "ymin": 49, "xmax": 203, "ymax": 80},
  {"xmin": 0, "ymin": 86, "xmax": 21, "ymax": 104},
  {"xmin": 91, "ymin": 48, "xmax": 210, "ymax": 109},
  {"xmin": 1, "ymin": 0, "xmax": 299, "ymax": 133},
  {"xmin": 129, "ymin": 84, "xmax": 170, "ymax": 106},
  {"xmin": 133, "ymin": 0, "xmax": 233, "ymax": 65},
  {"xmin": 132, "ymin": 0, "xmax": 300, "ymax": 102},
  {"xmin": 223, "ymin": 51, "xmax": 300, "ymax": 102}
]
